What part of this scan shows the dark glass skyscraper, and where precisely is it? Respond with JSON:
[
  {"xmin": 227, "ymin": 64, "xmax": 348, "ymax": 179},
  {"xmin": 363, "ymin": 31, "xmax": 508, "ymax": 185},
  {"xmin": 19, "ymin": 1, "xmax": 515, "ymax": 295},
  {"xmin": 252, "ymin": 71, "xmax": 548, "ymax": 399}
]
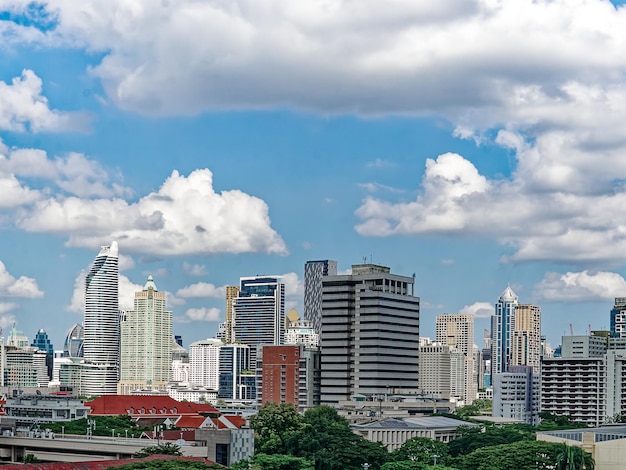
[{"xmin": 304, "ymin": 260, "xmax": 337, "ymax": 335}]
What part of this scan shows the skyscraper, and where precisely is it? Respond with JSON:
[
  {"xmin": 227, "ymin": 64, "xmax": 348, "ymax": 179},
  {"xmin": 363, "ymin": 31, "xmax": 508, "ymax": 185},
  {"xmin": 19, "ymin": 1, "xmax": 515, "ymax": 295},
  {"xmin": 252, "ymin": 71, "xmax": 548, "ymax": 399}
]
[
  {"xmin": 610, "ymin": 297, "xmax": 626, "ymax": 338},
  {"xmin": 63, "ymin": 323, "xmax": 84, "ymax": 358},
  {"xmin": 510, "ymin": 304, "xmax": 541, "ymax": 374},
  {"xmin": 118, "ymin": 275, "xmax": 173, "ymax": 394},
  {"xmin": 82, "ymin": 241, "xmax": 120, "ymax": 396},
  {"xmin": 232, "ymin": 276, "xmax": 285, "ymax": 368},
  {"xmin": 304, "ymin": 260, "xmax": 337, "ymax": 334},
  {"xmin": 223, "ymin": 286, "xmax": 239, "ymax": 344},
  {"xmin": 320, "ymin": 264, "xmax": 420, "ymax": 404},
  {"xmin": 31, "ymin": 328, "xmax": 54, "ymax": 380},
  {"xmin": 189, "ymin": 338, "xmax": 223, "ymax": 389},
  {"xmin": 435, "ymin": 314, "xmax": 477, "ymax": 404},
  {"xmin": 491, "ymin": 286, "xmax": 518, "ymax": 377}
]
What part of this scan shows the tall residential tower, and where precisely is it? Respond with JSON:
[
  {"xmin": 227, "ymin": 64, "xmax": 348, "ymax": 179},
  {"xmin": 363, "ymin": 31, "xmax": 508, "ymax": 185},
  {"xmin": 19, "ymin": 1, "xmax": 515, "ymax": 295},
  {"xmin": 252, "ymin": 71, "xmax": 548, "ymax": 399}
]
[{"xmin": 304, "ymin": 260, "xmax": 337, "ymax": 334}]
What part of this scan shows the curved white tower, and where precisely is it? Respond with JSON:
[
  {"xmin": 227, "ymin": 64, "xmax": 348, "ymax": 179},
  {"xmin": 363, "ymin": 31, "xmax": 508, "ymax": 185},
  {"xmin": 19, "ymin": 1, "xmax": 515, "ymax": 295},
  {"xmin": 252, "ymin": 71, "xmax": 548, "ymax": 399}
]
[{"xmin": 83, "ymin": 241, "xmax": 120, "ymax": 395}]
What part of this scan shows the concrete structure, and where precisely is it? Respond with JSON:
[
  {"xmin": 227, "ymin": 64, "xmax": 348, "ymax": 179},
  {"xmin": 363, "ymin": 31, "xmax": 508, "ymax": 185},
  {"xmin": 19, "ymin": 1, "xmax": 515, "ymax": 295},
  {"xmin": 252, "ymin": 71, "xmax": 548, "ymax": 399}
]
[
  {"xmin": 118, "ymin": 275, "xmax": 172, "ymax": 394},
  {"xmin": 320, "ymin": 264, "xmax": 420, "ymax": 404},
  {"xmin": 82, "ymin": 242, "xmax": 120, "ymax": 396},
  {"xmin": 218, "ymin": 344, "xmax": 254, "ymax": 402},
  {"xmin": 304, "ymin": 260, "xmax": 338, "ymax": 334},
  {"xmin": 511, "ymin": 304, "xmax": 541, "ymax": 374},
  {"xmin": 419, "ymin": 342, "xmax": 466, "ymax": 404},
  {"xmin": 562, "ymin": 334, "xmax": 609, "ymax": 358},
  {"xmin": 217, "ymin": 286, "xmax": 239, "ymax": 344},
  {"xmin": 610, "ymin": 297, "xmax": 626, "ymax": 338},
  {"xmin": 257, "ymin": 344, "xmax": 320, "ymax": 411},
  {"xmin": 285, "ymin": 319, "xmax": 319, "ymax": 348},
  {"xmin": 3, "ymin": 393, "xmax": 89, "ymax": 426},
  {"xmin": 232, "ymin": 276, "xmax": 285, "ymax": 368},
  {"xmin": 3, "ymin": 346, "xmax": 48, "ymax": 388},
  {"xmin": 188, "ymin": 339, "xmax": 222, "ymax": 390},
  {"xmin": 492, "ymin": 365, "xmax": 540, "ymax": 425},
  {"xmin": 538, "ymin": 426, "xmax": 626, "ymax": 470},
  {"xmin": 435, "ymin": 314, "xmax": 477, "ymax": 404},
  {"xmin": 62, "ymin": 324, "xmax": 83, "ymax": 358},
  {"xmin": 351, "ymin": 416, "xmax": 477, "ymax": 451},
  {"xmin": 31, "ymin": 329, "xmax": 54, "ymax": 381},
  {"xmin": 491, "ymin": 286, "xmax": 518, "ymax": 377},
  {"xmin": 196, "ymin": 428, "xmax": 254, "ymax": 467}
]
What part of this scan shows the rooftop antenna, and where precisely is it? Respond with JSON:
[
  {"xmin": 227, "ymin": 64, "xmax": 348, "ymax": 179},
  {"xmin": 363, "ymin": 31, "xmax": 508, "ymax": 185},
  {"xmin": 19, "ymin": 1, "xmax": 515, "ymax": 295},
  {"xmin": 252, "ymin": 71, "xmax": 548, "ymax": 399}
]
[{"xmin": 362, "ymin": 256, "xmax": 367, "ymax": 264}]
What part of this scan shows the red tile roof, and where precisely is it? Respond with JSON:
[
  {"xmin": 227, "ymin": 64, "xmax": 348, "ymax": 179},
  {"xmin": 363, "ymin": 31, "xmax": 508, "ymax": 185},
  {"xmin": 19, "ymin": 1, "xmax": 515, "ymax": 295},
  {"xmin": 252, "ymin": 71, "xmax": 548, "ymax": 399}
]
[
  {"xmin": 0, "ymin": 455, "xmax": 214, "ymax": 469},
  {"xmin": 176, "ymin": 415, "xmax": 209, "ymax": 429},
  {"xmin": 85, "ymin": 395, "xmax": 219, "ymax": 417}
]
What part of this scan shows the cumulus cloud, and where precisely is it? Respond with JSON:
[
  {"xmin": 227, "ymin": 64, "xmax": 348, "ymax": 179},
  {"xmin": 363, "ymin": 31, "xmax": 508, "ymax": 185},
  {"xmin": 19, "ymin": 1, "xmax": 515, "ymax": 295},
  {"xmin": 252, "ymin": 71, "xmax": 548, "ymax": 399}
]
[
  {"xmin": 180, "ymin": 307, "xmax": 221, "ymax": 323},
  {"xmin": 0, "ymin": 70, "xmax": 89, "ymax": 132},
  {"xmin": 0, "ymin": 261, "xmax": 43, "ymax": 298},
  {"xmin": 535, "ymin": 270, "xmax": 626, "ymax": 302},
  {"xmin": 68, "ymin": 270, "xmax": 144, "ymax": 312},
  {"xmin": 281, "ymin": 272, "xmax": 303, "ymax": 298},
  {"xmin": 183, "ymin": 262, "xmax": 207, "ymax": 276},
  {"xmin": 459, "ymin": 302, "xmax": 494, "ymax": 319},
  {"xmin": 17, "ymin": 168, "xmax": 287, "ymax": 256},
  {"xmin": 0, "ymin": 313, "xmax": 17, "ymax": 331},
  {"xmin": 176, "ymin": 282, "xmax": 226, "ymax": 299}
]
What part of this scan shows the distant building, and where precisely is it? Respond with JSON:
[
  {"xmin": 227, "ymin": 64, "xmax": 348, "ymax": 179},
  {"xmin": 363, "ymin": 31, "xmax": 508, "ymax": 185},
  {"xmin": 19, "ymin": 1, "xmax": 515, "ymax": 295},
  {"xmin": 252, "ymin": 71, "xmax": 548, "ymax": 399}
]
[
  {"xmin": 63, "ymin": 323, "xmax": 84, "ymax": 358},
  {"xmin": 611, "ymin": 297, "xmax": 626, "ymax": 338},
  {"xmin": 82, "ymin": 242, "xmax": 120, "ymax": 396},
  {"xmin": 218, "ymin": 344, "xmax": 254, "ymax": 402},
  {"xmin": 492, "ymin": 365, "xmax": 540, "ymax": 425},
  {"xmin": 320, "ymin": 264, "xmax": 420, "ymax": 404},
  {"xmin": 510, "ymin": 304, "xmax": 541, "ymax": 374},
  {"xmin": 119, "ymin": 275, "xmax": 173, "ymax": 394},
  {"xmin": 31, "ymin": 329, "xmax": 54, "ymax": 380},
  {"xmin": 232, "ymin": 276, "xmax": 285, "ymax": 369},
  {"xmin": 3, "ymin": 346, "xmax": 49, "ymax": 387},
  {"xmin": 4, "ymin": 393, "xmax": 89, "ymax": 426},
  {"xmin": 189, "ymin": 339, "xmax": 222, "ymax": 389},
  {"xmin": 491, "ymin": 286, "xmax": 518, "ymax": 377},
  {"xmin": 304, "ymin": 260, "xmax": 337, "ymax": 334},
  {"xmin": 419, "ymin": 342, "xmax": 466, "ymax": 404}
]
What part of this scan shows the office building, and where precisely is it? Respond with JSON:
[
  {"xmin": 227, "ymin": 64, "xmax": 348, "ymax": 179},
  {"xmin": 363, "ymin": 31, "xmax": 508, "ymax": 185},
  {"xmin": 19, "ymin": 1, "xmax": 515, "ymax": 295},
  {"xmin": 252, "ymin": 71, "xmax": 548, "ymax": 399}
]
[
  {"xmin": 419, "ymin": 342, "xmax": 466, "ymax": 403},
  {"xmin": 189, "ymin": 338, "xmax": 223, "ymax": 389},
  {"xmin": 63, "ymin": 323, "xmax": 84, "ymax": 358},
  {"xmin": 510, "ymin": 304, "xmax": 541, "ymax": 374},
  {"xmin": 492, "ymin": 365, "xmax": 540, "ymax": 425},
  {"xmin": 436, "ymin": 313, "xmax": 477, "ymax": 404},
  {"xmin": 320, "ymin": 264, "xmax": 420, "ymax": 404},
  {"xmin": 118, "ymin": 275, "xmax": 173, "ymax": 394},
  {"xmin": 258, "ymin": 344, "xmax": 320, "ymax": 412},
  {"xmin": 31, "ymin": 328, "xmax": 54, "ymax": 380},
  {"xmin": 82, "ymin": 241, "xmax": 120, "ymax": 396},
  {"xmin": 491, "ymin": 286, "xmax": 518, "ymax": 376},
  {"xmin": 232, "ymin": 276, "xmax": 285, "ymax": 368},
  {"xmin": 218, "ymin": 344, "xmax": 254, "ymax": 402},
  {"xmin": 611, "ymin": 297, "xmax": 626, "ymax": 338},
  {"xmin": 304, "ymin": 260, "xmax": 338, "ymax": 334}
]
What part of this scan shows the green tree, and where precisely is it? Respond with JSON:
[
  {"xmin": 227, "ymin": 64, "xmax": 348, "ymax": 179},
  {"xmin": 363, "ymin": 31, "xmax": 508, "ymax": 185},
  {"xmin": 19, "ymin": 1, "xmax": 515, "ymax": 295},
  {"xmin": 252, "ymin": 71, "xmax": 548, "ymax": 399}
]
[
  {"xmin": 134, "ymin": 442, "xmax": 182, "ymax": 458},
  {"xmin": 250, "ymin": 402, "xmax": 304, "ymax": 454},
  {"xmin": 232, "ymin": 453, "xmax": 315, "ymax": 470},
  {"xmin": 447, "ymin": 424, "xmax": 533, "ymax": 457},
  {"xmin": 111, "ymin": 460, "xmax": 223, "ymax": 469},
  {"xmin": 554, "ymin": 443, "xmax": 595, "ymax": 470},
  {"xmin": 458, "ymin": 440, "xmax": 558, "ymax": 470},
  {"xmin": 286, "ymin": 406, "xmax": 388, "ymax": 470},
  {"xmin": 390, "ymin": 437, "xmax": 449, "ymax": 466}
]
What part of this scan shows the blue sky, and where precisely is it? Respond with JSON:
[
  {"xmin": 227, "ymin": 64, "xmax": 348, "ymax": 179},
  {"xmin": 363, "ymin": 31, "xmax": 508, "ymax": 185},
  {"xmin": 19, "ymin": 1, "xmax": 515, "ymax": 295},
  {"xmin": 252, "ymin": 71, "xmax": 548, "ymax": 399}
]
[{"xmin": 2, "ymin": 0, "xmax": 626, "ymax": 351}]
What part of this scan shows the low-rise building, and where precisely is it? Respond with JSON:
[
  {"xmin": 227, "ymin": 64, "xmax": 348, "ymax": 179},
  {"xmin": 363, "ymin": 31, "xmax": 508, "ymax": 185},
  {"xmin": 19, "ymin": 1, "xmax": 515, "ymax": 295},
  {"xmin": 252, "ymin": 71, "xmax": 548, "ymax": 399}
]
[{"xmin": 3, "ymin": 393, "xmax": 89, "ymax": 427}]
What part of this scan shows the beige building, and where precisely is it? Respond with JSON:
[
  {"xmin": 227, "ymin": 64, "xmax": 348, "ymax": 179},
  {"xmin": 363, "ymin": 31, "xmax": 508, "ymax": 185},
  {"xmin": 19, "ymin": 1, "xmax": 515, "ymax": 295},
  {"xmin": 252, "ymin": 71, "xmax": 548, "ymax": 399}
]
[
  {"xmin": 435, "ymin": 314, "xmax": 477, "ymax": 404},
  {"xmin": 223, "ymin": 286, "xmax": 239, "ymax": 344},
  {"xmin": 511, "ymin": 304, "xmax": 541, "ymax": 373},
  {"xmin": 419, "ymin": 342, "xmax": 467, "ymax": 404},
  {"xmin": 538, "ymin": 426, "xmax": 626, "ymax": 470},
  {"xmin": 118, "ymin": 275, "xmax": 173, "ymax": 394}
]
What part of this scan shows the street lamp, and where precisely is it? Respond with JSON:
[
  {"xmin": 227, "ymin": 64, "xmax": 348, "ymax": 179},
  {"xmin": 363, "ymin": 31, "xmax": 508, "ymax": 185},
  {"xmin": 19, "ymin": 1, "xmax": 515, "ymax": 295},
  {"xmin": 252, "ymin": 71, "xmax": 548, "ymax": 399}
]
[
  {"xmin": 432, "ymin": 454, "xmax": 440, "ymax": 465},
  {"xmin": 362, "ymin": 464, "xmax": 371, "ymax": 470},
  {"xmin": 125, "ymin": 429, "xmax": 128, "ymax": 440},
  {"xmin": 61, "ymin": 426, "xmax": 64, "ymax": 438}
]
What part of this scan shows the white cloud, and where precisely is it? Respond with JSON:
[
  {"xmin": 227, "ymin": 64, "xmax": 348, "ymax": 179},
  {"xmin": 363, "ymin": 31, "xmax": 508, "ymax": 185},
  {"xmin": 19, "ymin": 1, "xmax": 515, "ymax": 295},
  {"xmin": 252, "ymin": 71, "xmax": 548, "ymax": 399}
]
[
  {"xmin": 0, "ymin": 172, "xmax": 40, "ymax": 208},
  {"xmin": 17, "ymin": 168, "xmax": 287, "ymax": 256},
  {"xmin": 535, "ymin": 270, "xmax": 626, "ymax": 302},
  {"xmin": 281, "ymin": 272, "xmax": 303, "ymax": 298},
  {"xmin": 183, "ymin": 262, "xmax": 207, "ymax": 276},
  {"xmin": 68, "ymin": 270, "xmax": 143, "ymax": 312},
  {"xmin": 0, "ymin": 313, "xmax": 17, "ymax": 332},
  {"xmin": 459, "ymin": 302, "xmax": 494, "ymax": 319},
  {"xmin": 0, "ymin": 304, "xmax": 18, "ymax": 315},
  {"xmin": 176, "ymin": 282, "xmax": 226, "ymax": 299},
  {"xmin": 358, "ymin": 182, "xmax": 404, "ymax": 194},
  {"xmin": 0, "ymin": 70, "xmax": 89, "ymax": 132},
  {"xmin": 181, "ymin": 307, "xmax": 221, "ymax": 323},
  {"xmin": 367, "ymin": 158, "xmax": 395, "ymax": 169},
  {"xmin": 0, "ymin": 261, "xmax": 43, "ymax": 298}
]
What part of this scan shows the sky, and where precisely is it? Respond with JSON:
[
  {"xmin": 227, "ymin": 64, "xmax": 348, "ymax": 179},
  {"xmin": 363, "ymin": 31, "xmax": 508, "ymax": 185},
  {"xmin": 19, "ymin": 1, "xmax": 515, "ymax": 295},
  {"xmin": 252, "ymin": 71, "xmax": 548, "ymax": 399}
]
[{"xmin": 2, "ymin": 0, "xmax": 626, "ymax": 351}]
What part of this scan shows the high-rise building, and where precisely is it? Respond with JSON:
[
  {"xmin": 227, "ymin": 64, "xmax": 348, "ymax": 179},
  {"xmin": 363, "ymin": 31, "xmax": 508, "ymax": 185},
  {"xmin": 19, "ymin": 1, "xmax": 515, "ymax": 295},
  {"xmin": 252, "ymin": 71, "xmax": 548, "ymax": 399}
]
[
  {"xmin": 118, "ymin": 275, "xmax": 173, "ymax": 394},
  {"xmin": 435, "ymin": 314, "xmax": 477, "ymax": 404},
  {"xmin": 304, "ymin": 260, "xmax": 338, "ymax": 334},
  {"xmin": 224, "ymin": 286, "xmax": 239, "ymax": 344},
  {"xmin": 232, "ymin": 276, "xmax": 285, "ymax": 368},
  {"xmin": 218, "ymin": 344, "xmax": 253, "ymax": 401},
  {"xmin": 63, "ymin": 323, "xmax": 84, "ymax": 358},
  {"xmin": 31, "ymin": 329, "xmax": 54, "ymax": 380},
  {"xmin": 491, "ymin": 286, "xmax": 518, "ymax": 377},
  {"xmin": 82, "ymin": 241, "xmax": 120, "ymax": 396},
  {"xmin": 610, "ymin": 297, "xmax": 626, "ymax": 338},
  {"xmin": 320, "ymin": 264, "xmax": 420, "ymax": 404},
  {"xmin": 189, "ymin": 338, "xmax": 223, "ymax": 389},
  {"xmin": 492, "ymin": 365, "xmax": 540, "ymax": 425},
  {"xmin": 419, "ymin": 342, "xmax": 466, "ymax": 402},
  {"xmin": 510, "ymin": 304, "xmax": 541, "ymax": 374}
]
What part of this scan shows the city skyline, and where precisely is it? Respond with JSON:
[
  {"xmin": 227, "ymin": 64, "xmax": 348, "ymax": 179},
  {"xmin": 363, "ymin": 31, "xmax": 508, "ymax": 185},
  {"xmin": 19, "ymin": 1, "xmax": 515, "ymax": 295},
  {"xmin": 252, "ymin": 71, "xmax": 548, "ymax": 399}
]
[{"xmin": 3, "ymin": 1, "xmax": 626, "ymax": 350}]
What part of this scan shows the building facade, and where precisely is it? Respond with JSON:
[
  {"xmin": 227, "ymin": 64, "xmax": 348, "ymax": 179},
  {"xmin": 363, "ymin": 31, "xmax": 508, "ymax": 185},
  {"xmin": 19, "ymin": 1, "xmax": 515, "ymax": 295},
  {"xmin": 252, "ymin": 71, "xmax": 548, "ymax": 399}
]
[
  {"xmin": 304, "ymin": 260, "xmax": 338, "ymax": 334},
  {"xmin": 611, "ymin": 297, "xmax": 626, "ymax": 338},
  {"xmin": 419, "ymin": 342, "xmax": 466, "ymax": 403},
  {"xmin": 118, "ymin": 275, "xmax": 173, "ymax": 394},
  {"xmin": 82, "ymin": 241, "xmax": 120, "ymax": 396},
  {"xmin": 510, "ymin": 304, "xmax": 542, "ymax": 374},
  {"xmin": 189, "ymin": 338, "xmax": 223, "ymax": 389},
  {"xmin": 232, "ymin": 276, "xmax": 285, "ymax": 368},
  {"xmin": 320, "ymin": 264, "xmax": 420, "ymax": 404},
  {"xmin": 492, "ymin": 365, "xmax": 540, "ymax": 425},
  {"xmin": 491, "ymin": 286, "xmax": 518, "ymax": 377},
  {"xmin": 218, "ymin": 344, "xmax": 254, "ymax": 402}
]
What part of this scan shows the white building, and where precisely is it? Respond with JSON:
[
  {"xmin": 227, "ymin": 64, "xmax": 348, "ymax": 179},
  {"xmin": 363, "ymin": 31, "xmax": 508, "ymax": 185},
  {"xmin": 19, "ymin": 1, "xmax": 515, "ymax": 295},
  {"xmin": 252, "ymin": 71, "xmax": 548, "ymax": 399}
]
[
  {"xmin": 118, "ymin": 275, "xmax": 173, "ymax": 394},
  {"xmin": 419, "ymin": 342, "xmax": 467, "ymax": 404},
  {"xmin": 82, "ymin": 242, "xmax": 120, "ymax": 395},
  {"xmin": 492, "ymin": 365, "xmax": 540, "ymax": 425},
  {"xmin": 189, "ymin": 339, "xmax": 223, "ymax": 389}
]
